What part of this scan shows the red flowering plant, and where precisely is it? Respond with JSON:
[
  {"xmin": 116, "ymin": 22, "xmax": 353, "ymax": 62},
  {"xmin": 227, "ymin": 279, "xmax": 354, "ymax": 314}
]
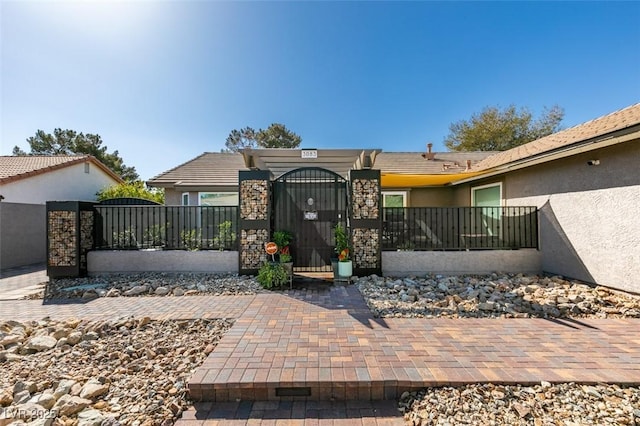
[
  {"xmin": 279, "ymin": 245, "xmax": 292, "ymax": 263},
  {"xmin": 273, "ymin": 230, "xmax": 293, "ymax": 263},
  {"xmin": 338, "ymin": 248, "xmax": 350, "ymax": 262},
  {"xmin": 334, "ymin": 223, "xmax": 350, "ymax": 262}
]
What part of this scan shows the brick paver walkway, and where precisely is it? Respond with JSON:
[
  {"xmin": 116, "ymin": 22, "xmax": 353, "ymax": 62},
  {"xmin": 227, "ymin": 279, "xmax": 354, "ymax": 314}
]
[
  {"xmin": 1, "ymin": 280, "xmax": 639, "ymax": 425},
  {"xmin": 0, "ymin": 264, "xmax": 47, "ymax": 300}
]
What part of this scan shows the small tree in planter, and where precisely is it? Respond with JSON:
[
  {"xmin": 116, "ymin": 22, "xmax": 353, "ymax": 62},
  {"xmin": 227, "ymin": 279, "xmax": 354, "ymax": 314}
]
[{"xmin": 334, "ymin": 223, "xmax": 352, "ymax": 279}]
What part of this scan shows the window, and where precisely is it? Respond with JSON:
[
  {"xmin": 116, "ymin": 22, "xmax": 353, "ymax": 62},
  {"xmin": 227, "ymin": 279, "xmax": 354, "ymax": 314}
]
[
  {"xmin": 382, "ymin": 191, "xmax": 407, "ymax": 208},
  {"xmin": 199, "ymin": 192, "xmax": 239, "ymax": 206},
  {"xmin": 471, "ymin": 183, "xmax": 502, "ymax": 236},
  {"xmin": 471, "ymin": 183, "xmax": 502, "ymax": 207},
  {"xmin": 84, "ymin": 163, "xmax": 90, "ymax": 174},
  {"xmin": 182, "ymin": 193, "xmax": 189, "ymax": 206}
]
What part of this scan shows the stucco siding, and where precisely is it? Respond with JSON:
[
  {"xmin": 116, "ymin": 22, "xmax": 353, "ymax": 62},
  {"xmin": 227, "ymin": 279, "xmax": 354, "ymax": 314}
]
[
  {"xmin": 164, "ymin": 189, "xmax": 182, "ymax": 206},
  {"xmin": 406, "ymin": 188, "xmax": 454, "ymax": 207},
  {"xmin": 0, "ymin": 163, "xmax": 118, "ymax": 204},
  {"xmin": 0, "ymin": 203, "xmax": 46, "ymax": 269},
  {"xmin": 503, "ymin": 141, "xmax": 640, "ymax": 293},
  {"xmin": 88, "ymin": 250, "xmax": 238, "ymax": 274},
  {"xmin": 382, "ymin": 250, "xmax": 541, "ymax": 276}
]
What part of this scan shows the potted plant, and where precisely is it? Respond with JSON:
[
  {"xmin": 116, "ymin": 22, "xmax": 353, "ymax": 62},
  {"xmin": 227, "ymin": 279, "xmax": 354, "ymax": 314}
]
[
  {"xmin": 334, "ymin": 223, "xmax": 352, "ymax": 279},
  {"xmin": 273, "ymin": 230, "xmax": 293, "ymax": 280}
]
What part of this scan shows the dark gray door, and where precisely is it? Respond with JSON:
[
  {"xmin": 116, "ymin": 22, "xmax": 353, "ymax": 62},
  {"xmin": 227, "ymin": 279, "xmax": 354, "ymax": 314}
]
[{"xmin": 273, "ymin": 168, "xmax": 347, "ymax": 272}]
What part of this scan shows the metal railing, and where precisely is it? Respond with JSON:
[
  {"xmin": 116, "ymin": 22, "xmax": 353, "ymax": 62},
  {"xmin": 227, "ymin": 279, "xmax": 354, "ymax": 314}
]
[
  {"xmin": 94, "ymin": 206, "xmax": 238, "ymax": 250},
  {"xmin": 382, "ymin": 206, "xmax": 538, "ymax": 251}
]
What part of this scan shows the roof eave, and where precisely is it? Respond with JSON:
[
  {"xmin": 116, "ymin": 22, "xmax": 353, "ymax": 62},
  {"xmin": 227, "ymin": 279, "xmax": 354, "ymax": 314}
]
[{"xmin": 452, "ymin": 125, "xmax": 640, "ymax": 186}]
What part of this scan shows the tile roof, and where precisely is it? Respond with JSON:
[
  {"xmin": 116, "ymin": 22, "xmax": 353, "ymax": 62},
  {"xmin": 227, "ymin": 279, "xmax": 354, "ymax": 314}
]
[
  {"xmin": 148, "ymin": 151, "xmax": 496, "ymax": 189},
  {"xmin": 374, "ymin": 151, "xmax": 496, "ymax": 175},
  {"xmin": 0, "ymin": 155, "xmax": 122, "ymax": 183},
  {"xmin": 147, "ymin": 152, "xmax": 249, "ymax": 188},
  {"xmin": 474, "ymin": 103, "xmax": 640, "ymax": 171}
]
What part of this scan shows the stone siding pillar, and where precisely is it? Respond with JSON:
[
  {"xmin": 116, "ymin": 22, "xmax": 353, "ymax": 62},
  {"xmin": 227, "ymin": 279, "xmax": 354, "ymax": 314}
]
[
  {"xmin": 238, "ymin": 170, "xmax": 271, "ymax": 275},
  {"xmin": 349, "ymin": 169, "xmax": 382, "ymax": 276}
]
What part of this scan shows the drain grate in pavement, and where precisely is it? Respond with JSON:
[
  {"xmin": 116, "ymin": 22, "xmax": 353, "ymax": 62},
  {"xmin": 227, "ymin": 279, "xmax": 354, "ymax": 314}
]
[{"xmin": 275, "ymin": 387, "xmax": 312, "ymax": 397}]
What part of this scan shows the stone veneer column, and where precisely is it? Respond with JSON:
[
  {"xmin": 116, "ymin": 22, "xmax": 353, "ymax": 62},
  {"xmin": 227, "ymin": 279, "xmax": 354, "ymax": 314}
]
[
  {"xmin": 349, "ymin": 169, "xmax": 382, "ymax": 276},
  {"xmin": 238, "ymin": 170, "xmax": 271, "ymax": 275},
  {"xmin": 47, "ymin": 201, "xmax": 95, "ymax": 278}
]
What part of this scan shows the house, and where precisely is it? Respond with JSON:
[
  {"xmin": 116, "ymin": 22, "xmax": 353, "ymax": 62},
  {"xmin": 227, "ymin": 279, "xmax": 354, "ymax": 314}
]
[
  {"xmin": 145, "ymin": 104, "xmax": 640, "ymax": 293},
  {"xmin": 451, "ymin": 103, "xmax": 640, "ymax": 294},
  {"xmin": 0, "ymin": 155, "xmax": 122, "ymax": 270}
]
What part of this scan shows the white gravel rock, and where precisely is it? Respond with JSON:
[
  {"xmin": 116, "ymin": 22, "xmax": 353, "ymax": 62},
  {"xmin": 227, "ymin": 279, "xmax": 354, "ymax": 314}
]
[{"xmin": 23, "ymin": 336, "xmax": 57, "ymax": 352}]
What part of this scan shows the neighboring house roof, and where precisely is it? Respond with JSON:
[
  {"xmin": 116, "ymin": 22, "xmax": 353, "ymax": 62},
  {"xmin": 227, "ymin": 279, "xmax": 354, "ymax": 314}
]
[
  {"xmin": 147, "ymin": 152, "xmax": 249, "ymax": 189},
  {"xmin": 473, "ymin": 103, "xmax": 640, "ymax": 172},
  {"xmin": 374, "ymin": 152, "xmax": 495, "ymax": 175},
  {"xmin": 0, "ymin": 155, "xmax": 123, "ymax": 184}
]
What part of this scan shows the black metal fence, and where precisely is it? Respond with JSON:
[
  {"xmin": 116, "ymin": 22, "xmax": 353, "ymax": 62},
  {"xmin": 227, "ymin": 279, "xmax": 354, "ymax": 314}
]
[
  {"xmin": 94, "ymin": 206, "xmax": 238, "ymax": 250},
  {"xmin": 382, "ymin": 206, "xmax": 538, "ymax": 251},
  {"xmin": 92, "ymin": 204, "xmax": 536, "ymax": 252}
]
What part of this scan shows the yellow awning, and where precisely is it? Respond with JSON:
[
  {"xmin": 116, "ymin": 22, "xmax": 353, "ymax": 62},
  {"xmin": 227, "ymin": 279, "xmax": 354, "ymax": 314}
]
[{"xmin": 381, "ymin": 171, "xmax": 486, "ymax": 188}]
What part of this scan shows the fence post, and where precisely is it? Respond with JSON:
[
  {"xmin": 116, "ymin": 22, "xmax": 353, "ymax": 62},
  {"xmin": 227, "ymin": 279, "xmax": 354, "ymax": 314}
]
[
  {"xmin": 238, "ymin": 170, "xmax": 271, "ymax": 275},
  {"xmin": 349, "ymin": 169, "xmax": 382, "ymax": 276}
]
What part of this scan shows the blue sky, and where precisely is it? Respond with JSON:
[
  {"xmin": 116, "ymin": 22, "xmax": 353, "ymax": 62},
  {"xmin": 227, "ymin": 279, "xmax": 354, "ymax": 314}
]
[{"xmin": 2, "ymin": 1, "xmax": 639, "ymax": 180}]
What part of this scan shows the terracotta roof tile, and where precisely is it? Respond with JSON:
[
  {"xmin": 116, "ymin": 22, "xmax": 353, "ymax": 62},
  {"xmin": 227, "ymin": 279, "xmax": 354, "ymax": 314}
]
[
  {"xmin": 374, "ymin": 152, "xmax": 496, "ymax": 175},
  {"xmin": 147, "ymin": 152, "xmax": 249, "ymax": 187},
  {"xmin": 474, "ymin": 103, "xmax": 640, "ymax": 171},
  {"xmin": 0, "ymin": 155, "xmax": 125, "ymax": 184}
]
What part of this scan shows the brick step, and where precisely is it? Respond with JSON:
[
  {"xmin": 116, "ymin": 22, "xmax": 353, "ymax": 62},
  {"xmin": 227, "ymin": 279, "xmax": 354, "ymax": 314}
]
[{"xmin": 188, "ymin": 377, "xmax": 426, "ymax": 402}]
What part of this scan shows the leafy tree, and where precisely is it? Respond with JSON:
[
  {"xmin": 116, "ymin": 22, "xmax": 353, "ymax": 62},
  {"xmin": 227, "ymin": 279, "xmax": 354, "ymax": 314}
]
[
  {"xmin": 96, "ymin": 181, "xmax": 164, "ymax": 204},
  {"xmin": 13, "ymin": 128, "xmax": 138, "ymax": 181},
  {"xmin": 223, "ymin": 123, "xmax": 302, "ymax": 152},
  {"xmin": 444, "ymin": 105, "xmax": 564, "ymax": 152},
  {"xmin": 256, "ymin": 123, "xmax": 302, "ymax": 149},
  {"xmin": 224, "ymin": 127, "xmax": 258, "ymax": 152}
]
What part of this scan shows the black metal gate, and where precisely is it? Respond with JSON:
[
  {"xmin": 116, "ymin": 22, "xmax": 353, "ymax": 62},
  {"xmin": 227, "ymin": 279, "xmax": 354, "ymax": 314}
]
[{"xmin": 273, "ymin": 168, "xmax": 347, "ymax": 272}]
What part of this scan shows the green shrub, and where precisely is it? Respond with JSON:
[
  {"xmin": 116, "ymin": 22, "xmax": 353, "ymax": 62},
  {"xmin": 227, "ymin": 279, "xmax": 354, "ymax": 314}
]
[
  {"xmin": 257, "ymin": 262, "xmax": 289, "ymax": 289},
  {"xmin": 214, "ymin": 220, "xmax": 236, "ymax": 251},
  {"xmin": 180, "ymin": 229, "xmax": 201, "ymax": 251}
]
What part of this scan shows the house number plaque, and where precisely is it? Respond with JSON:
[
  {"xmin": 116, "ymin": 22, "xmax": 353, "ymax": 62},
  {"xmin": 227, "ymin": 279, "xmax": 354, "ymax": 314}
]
[{"xmin": 304, "ymin": 211, "xmax": 318, "ymax": 221}]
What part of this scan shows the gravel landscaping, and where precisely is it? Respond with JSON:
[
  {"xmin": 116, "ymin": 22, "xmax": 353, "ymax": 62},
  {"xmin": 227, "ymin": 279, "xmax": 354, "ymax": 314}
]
[
  {"xmin": 355, "ymin": 273, "xmax": 640, "ymax": 319},
  {"xmin": 40, "ymin": 273, "xmax": 262, "ymax": 300},
  {"xmin": 8, "ymin": 272, "xmax": 640, "ymax": 425},
  {"xmin": 0, "ymin": 317, "xmax": 232, "ymax": 425},
  {"xmin": 399, "ymin": 382, "xmax": 640, "ymax": 425}
]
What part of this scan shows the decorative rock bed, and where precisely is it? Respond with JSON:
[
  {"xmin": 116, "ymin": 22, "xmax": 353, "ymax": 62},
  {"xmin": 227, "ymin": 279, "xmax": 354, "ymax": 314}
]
[
  {"xmin": 0, "ymin": 317, "xmax": 232, "ymax": 425},
  {"xmin": 399, "ymin": 382, "xmax": 640, "ymax": 425},
  {"xmin": 40, "ymin": 273, "xmax": 263, "ymax": 300},
  {"xmin": 355, "ymin": 273, "xmax": 640, "ymax": 319}
]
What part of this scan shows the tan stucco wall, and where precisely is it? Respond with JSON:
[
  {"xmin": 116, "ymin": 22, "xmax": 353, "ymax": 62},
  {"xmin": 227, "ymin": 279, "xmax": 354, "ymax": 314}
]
[
  {"xmin": 0, "ymin": 163, "xmax": 118, "ymax": 204},
  {"xmin": 499, "ymin": 141, "xmax": 640, "ymax": 293},
  {"xmin": 404, "ymin": 188, "xmax": 454, "ymax": 207},
  {"xmin": 164, "ymin": 189, "xmax": 187, "ymax": 206}
]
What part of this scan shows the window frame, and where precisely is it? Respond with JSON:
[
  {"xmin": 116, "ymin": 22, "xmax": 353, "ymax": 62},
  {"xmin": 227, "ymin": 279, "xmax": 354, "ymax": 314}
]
[
  {"xmin": 181, "ymin": 192, "xmax": 189, "ymax": 206},
  {"xmin": 471, "ymin": 182, "xmax": 503, "ymax": 207},
  {"xmin": 198, "ymin": 192, "xmax": 240, "ymax": 207},
  {"xmin": 382, "ymin": 191, "xmax": 408, "ymax": 208}
]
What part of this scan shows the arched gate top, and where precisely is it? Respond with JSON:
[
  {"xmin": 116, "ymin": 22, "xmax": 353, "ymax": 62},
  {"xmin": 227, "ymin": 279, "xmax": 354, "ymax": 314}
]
[{"xmin": 275, "ymin": 167, "xmax": 347, "ymax": 183}]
